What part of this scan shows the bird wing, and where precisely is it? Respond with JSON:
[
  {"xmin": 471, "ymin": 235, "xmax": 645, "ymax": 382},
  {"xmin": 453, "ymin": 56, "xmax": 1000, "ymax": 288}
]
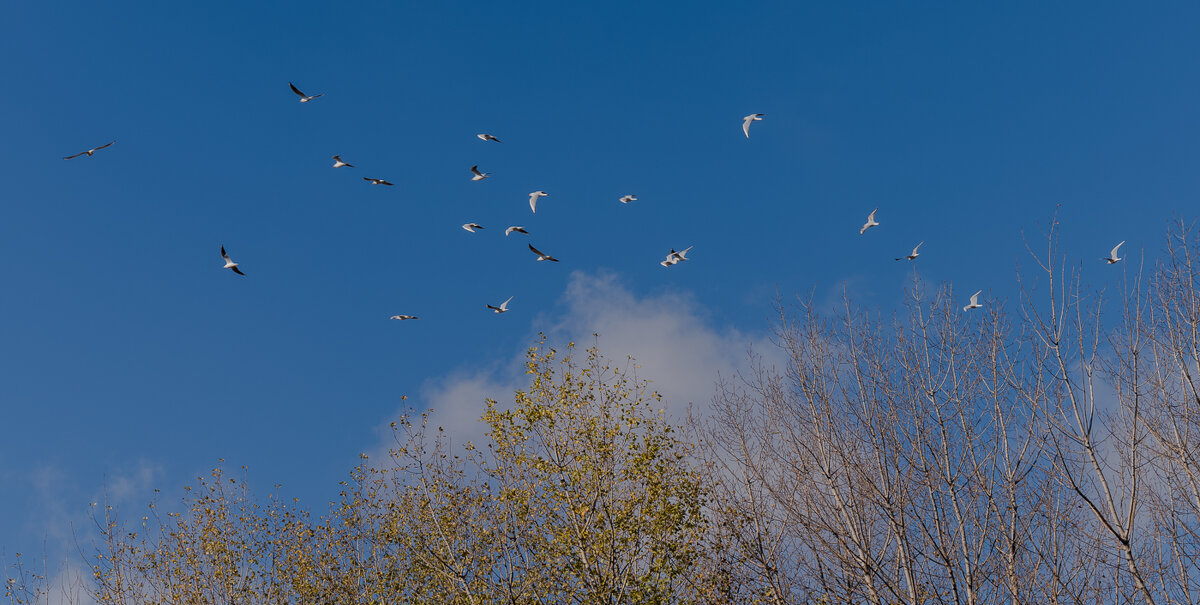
[
  {"xmin": 381, "ymin": 180, "xmax": 394, "ymax": 186},
  {"xmin": 677, "ymin": 245, "xmax": 693, "ymax": 259},
  {"xmin": 470, "ymin": 165, "xmax": 482, "ymax": 176},
  {"xmin": 289, "ymin": 82, "xmax": 305, "ymax": 97},
  {"xmin": 220, "ymin": 246, "xmax": 231, "ymax": 263},
  {"xmin": 970, "ymin": 290, "xmax": 981, "ymax": 304},
  {"xmin": 363, "ymin": 177, "xmax": 374, "ymax": 182},
  {"xmin": 502, "ymin": 296, "xmax": 513, "ymax": 308},
  {"xmin": 1111, "ymin": 241, "xmax": 1125, "ymax": 257},
  {"xmin": 743, "ymin": 116, "xmax": 752, "ymax": 138},
  {"xmin": 487, "ymin": 305, "xmax": 501, "ymax": 311},
  {"xmin": 232, "ymin": 266, "xmax": 246, "ymax": 276},
  {"xmin": 868, "ymin": 208, "xmax": 878, "ymax": 221},
  {"xmin": 63, "ymin": 151, "xmax": 85, "ymax": 160},
  {"xmin": 528, "ymin": 243, "xmax": 545, "ymax": 257},
  {"xmin": 530, "ymin": 194, "xmax": 538, "ymax": 213},
  {"xmin": 912, "ymin": 241, "xmax": 923, "ymax": 255},
  {"xmin": 94, "ymin": 141, "xmax": 114, "ymax": 151}
]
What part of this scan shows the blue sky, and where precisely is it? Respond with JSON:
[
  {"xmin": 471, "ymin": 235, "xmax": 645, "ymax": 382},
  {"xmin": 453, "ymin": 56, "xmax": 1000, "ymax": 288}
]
[{"xmin": 3, "ymin": 1, "xmax": 1199, "ymax": 563}]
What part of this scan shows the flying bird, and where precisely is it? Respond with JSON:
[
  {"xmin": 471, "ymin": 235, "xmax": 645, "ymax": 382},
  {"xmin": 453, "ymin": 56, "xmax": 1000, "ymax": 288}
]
[
  {"xmin": 742, "ymin": 113, "xmax": 764, "ymax": 138},
  {"xmin": 896, "ymin": 241, "xmax": 924, "ymax": 261},
  {"xmin": 505, "ymin": 226, "xmax": 528, "ymax": 236},
  {"xmin": 63, "ymin": 141, "xmax": 115, "ymax": 160},
  {"xmin": 389, "ymin": 315, "xmax": 419, "ymax": 321},
  {"xmin": 529, "ymin": 191, "xmax": 549, "ymax": 213},
  {"xmin": 860, "ymin": 208, "xmax": 880, "ymax": 235},
  {"xmin": 963, "ymin": 290, "xmax": 983, "ymax": 312},
  {"xmin": 363, "ymin": 178, "xmax": 394, "ymax": 186},
  {"xmin": 487, "ymin": 296, "xmax": 513, "ymax": 314},
  {"xmin": 619, "ymin": 195, "xmax": 637, "ymax": 204},
  {"xmin": 289, "ymin": 82, "xmax": 323, "ymax": 102},
  {"xmin": 1103, "ymin": 241, "xmax": 1125, "ymax": 264},
  {"xmin": 470, "ymin": 165, "xmax": 490, "ymax": 181},
  {"xmin": 220, "ymin": 246, "xmax": 245, "ymax": 276},
  {"xmin": 528, "ymin": 243, "xmax": 559, "ymax": 262},
  {"xmin": 477, "ymin": 133, "xmax": 502, "ymax": 143},
  {"xmin": 660, "ymin": 246, "xmax": 693, "ymax": 267},
  {"xmin": 462, "ymin": 223, "xmax": 484, "ymax": 233},
  {"xmin": 332, "ymin": 155, "xmax": 354, "ymax": 168}
]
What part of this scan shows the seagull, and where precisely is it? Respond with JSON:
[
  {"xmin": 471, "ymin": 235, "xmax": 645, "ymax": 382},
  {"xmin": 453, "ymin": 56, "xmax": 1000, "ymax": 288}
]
[
  {"xmin": 529, "ymin": 191, "xmax": 549, "ymax": 213},
  {"xmin": 1103, "ymin": 241, "xmax": 1125, "ymax": 264},
  {"xmin": 220, "ymin": 246, "xmax": 245, "ymax": 276},
  {"xmin": 332, "ymin": 155, "xmax": 354, "ymax": 168},
  {"xmin": 364, "ymin": 178, "xmax": 394, "ymax": 186},
  {"xmin": 505, "ymin": 226, "xmax": 528, "ymax": 236},
  {"xmin": 63, "ymin": 141, "xmax": 115, "ymax": 160},
  {"xmin": 528, "ymin": 243, "xmax": 559, "ymax": 262},
  {"xmin": 477, "ymin": 133, "xmax": 502, "ymax": 143},
  {"xmin": 963, "ymin": 290, "xmax": 983, "ymax": 312},
  {"xmin": 389, "ymin": 315, "xmax": 419, "ymax": 321},
  {"xmin": 619, "ymin": 195, "xmax": 637, "ymax": 204},
  {"xmin": 896, "ymin": 241, "xmax": 924, "ymax": 261},
  {"xmin": 860, "ymin": 208, "xmax": 880, "ymax": 235},
  {"xmin": 742, "ymin": 113, "xmax": 764, "ymax": 138},
  {"xmin": 289, "ymin": 82, "xmax": 323, "ymax": 103},
  {"xmin": 487, "ymin": 296, "xmax": 513, "ymax": 314},
  {"xmin": 462, "ymin": 223, "xmax": 484, "ymax": 233},
  {"xmin": 470, "ymin": 165, "xmax": 491, "ymax": 181},
  {"xmin": 660, "ymin": 246, "xmax": 693, "ymax": 267}
]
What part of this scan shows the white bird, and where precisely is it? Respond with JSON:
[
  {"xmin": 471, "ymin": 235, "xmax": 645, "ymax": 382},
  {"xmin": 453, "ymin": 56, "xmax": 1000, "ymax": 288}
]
[
  {"xmin": 289, "ymin": 82, "xmax": 323, "ymax": 103},
  {"xmin": 63, "ymin": 141, "xmax": 115, "ymax": 160},
  {"xmin": 619, "ymin": 195, "xmax": 637, "ymax": 204},
  {"xmin": 505, "ymin": 226, "xmax": 528, "ymax": 236},
  {"xmin": 477, "ymin": 133, "xmax": 502, "ymax": 143},
  {"xmin": 660, "ymin": 246, "xmax": 693, "ymax": 267},
  {"xmin": 528, "ymin": 243, "xmax": 559, "ymax": 262},
  {"xmin": 220, "ymin": 246, "xmax": 245, "ymax": 276},
  {"xmin": 963, "ymin": 290, "xmax": 983, "ymax": 312},
  {"xmin": 742, "ymin": 113, "xmax": 764, "ymax": 138},
  {"xmin": 860, "ymin": 208, "xmax": 880, "ymax": 235},
  {"xmin": 529, "ymin": 191, "xmax": 549, "ymax": 213},
  {"xmin": 364, "ymin": 177, "xmax": 394, "ymax": 186},
  {"xmin": 332, "ymin": 155, "xmax": 354, "ymax": 168},
  {"xmin": 896, "ymin": 241, "xmax": 923, "ymax": 261},
  {"xmin": 389, "ymin": 315, "xmax": 419, "ymax": 321},
  {"xmin": 462, "ymin": 223, "xmax": 484, "ymax": 233},
  {"xmin": 1103, "ymin": 241, "xmax": 1125, "ymax": 264},
  {"xmin": 470, "ymin": 165, "xmax": 490, "ymax": 181},
  {"xmin": 487, "ymin": 296, "xmax": 513, "ymax": 314}
]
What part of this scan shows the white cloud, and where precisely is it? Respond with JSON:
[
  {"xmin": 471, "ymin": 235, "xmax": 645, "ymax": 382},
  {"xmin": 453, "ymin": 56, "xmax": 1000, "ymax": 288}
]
[{"xmin": 374, "ymin": 270, "xmax": 771, "ymax": 458}]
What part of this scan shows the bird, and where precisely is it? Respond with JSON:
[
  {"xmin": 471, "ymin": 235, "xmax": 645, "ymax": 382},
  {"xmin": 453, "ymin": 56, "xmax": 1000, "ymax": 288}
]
[
  {"xmin": 528, "ymin": 243, "xmax": 559, "ymax": 262},
  {"xmin": 1103, "ymin": 241, "xmax": 1125, "ymax": 264},
  {"xmin": 389, "ymin": 315, "xmax": 419, "ymax": 321},
  {"xmin": 364, "ymin": 178, "xmax": 394, "ymax": 186},
  {"xmin": 660, "ymin": 246, "xmax": 693, "ymax": 267},
  {"xmin": 220, "ymin": 246, "xmax": 245, "ymax": 276},
  {"xmin": 742, "ymin": 113, "xmax": 764, "ymax": 138},
  {"xmin": 462, "ymin": 223, "xmax": 484, "ymax": 233},
  {"xmin": 477, "ymin": 133, "xmax": 502, "ymax": 143},
  {"xmin": 487, "ymin": 296, "xmax": 513, "ymax": 314},
  {"xmin": 896, "ymin": 241, "xmax": 924, "ymax": 261},
  {"xmin": 289, "ymin": 82, "xmax": 323, "ymax": 102},
  {"xmin": 860, "ymin": 208, "xmax": 880, "ymax": 235},
  {"xmin": 332, "ymin": 155, "xmax": 354, "ymax": 168},
  {"xmin": 963, "ymin": 290, "xmax": 983, "ymax": 312},
  {"xmin": 63, "ymin": 141, "xmax": 115, "ymax": 160},
  {"xmin": 529, "ymin": 191, "xmax": 549, "ymax": 213},
  {"xmin": 619, "ymin": 195, "xmax": 637, "ymax": 204},
  {"xmin": 470, "ymin": 165, "xmax": 490, "ymax": 181},
  {"xmin": 505, "ymin": 226, "xmax": 528, "ymax": 236}
]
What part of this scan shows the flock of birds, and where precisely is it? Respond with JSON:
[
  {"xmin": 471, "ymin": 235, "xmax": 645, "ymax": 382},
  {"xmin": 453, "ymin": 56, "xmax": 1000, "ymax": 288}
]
[{"xmin": 61, "ymin": 88, "xmax": 1131, "ymax": 318}]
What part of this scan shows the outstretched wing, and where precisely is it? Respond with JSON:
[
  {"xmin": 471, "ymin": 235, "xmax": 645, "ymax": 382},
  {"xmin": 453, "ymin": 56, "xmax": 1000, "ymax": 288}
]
[
  {"xmin": 289, "ymin": 82, "xmax": 306, "ymax": 97},
  {"xmin": 1110, "ymin": 240, "xmax": 1125, "ymax": 257},
  {"xmin": 94, "ymin": 141, "xmax": 115, "ymax": 151},
  {"xmin": 231, "ymin": 266, "xmax": 246, "ymax": 276},
  {"xmin": 63, "ymin": 151, "xmax": 86, "ymax": 160}
]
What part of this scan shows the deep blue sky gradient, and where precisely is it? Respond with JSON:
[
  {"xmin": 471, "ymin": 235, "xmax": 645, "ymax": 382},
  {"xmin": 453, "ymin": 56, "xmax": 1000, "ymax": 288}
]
[{"xmin": 3, "ymin": 2, "xmax": 1199, "ymax": 557}]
